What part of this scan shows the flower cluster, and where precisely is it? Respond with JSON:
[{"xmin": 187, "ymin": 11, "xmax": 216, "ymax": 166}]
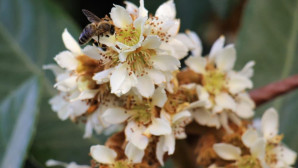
[
  {"xmin": 212, "ymin": 108, "xmax": 297, "ymax": 168},
  {"xmin": 45, "ymin": 0, "xmax": 297, "ymax": 167}
]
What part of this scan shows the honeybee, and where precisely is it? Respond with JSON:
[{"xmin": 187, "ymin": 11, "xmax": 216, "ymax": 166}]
[{"xmin": 79, "ymin": 9, "xmax": 115, "ymax": 49}]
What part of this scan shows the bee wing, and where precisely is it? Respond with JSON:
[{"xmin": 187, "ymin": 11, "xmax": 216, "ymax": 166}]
[{"xmin": 82, "ymin": 9, "xmax": 101, "ymax": 22}]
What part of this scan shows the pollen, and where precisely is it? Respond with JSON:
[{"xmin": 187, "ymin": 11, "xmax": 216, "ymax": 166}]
[
  {"xmin": 237, "ymin": 155, "xmax": 262, "ymax": 168},
  {"xmin": 113, "ymin": 160, "xmax": 131, "ymax": 168},
  {"xmin": 126, "ymin": 49, "xmax": 155, "ymax": 77},
  {"xmin": 123, "ymin": 96, "xmax": 155, "ymax": 125},
  {"xmin": 202, "ymin": 70, "xmax": 226, "ymax": 95},
  {"xmin": 116, "ymin": 25, "xmax": 140, "ymax": 46}
]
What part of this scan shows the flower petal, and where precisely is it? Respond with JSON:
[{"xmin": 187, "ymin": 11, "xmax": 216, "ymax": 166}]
[
  {"xmin": 152, "ymin": 87, "xmax": 167, "ymax": 107},
  {"xmin": 147, "ymin": 118, "xmax": 171, "ymax": 136},
  {"xmin": 239, "ymin": 61, "xmax": 255, "ymax": 78},
  {"xmin": 185, "ymin": 56, "xmax": 206, "ymax": 74},
  {"xmin": 82, "ymin": 45, "xmax": 102, "ymax": 60},
  {"xmin": 125, "ymin": 142, "xmax": 145, "ymax": 163},
  {"xmin": 186, "ymin": 30, "xmax": 203, "ymax": 56},
  {"xmin": 167, "ymin": 19, "xmax": 180, "ymax": 36},
  {"xmin": 261, "ymin": 108, "xmax": 279, "ymax": 140},
  {"xmin": 172, "ymin": 110, "xmax": 191, "ymax": 123},
  {"xmin": 110, "ymin": 5, "xmax": 132, "ymax": 28},
  {"xmin": 70, "ymin": 90, "xmax": 98, "ymax": 101},
  {"xmin": 215, "ymin": 45, "xmax": 236, "ymax": 71},
  {"xmin": 156, "ymin": 134, "xmax": 175, "ymax": 166},
  {"xmin": 155, "ymin": 0, "xmax": 176, "ymax": 20},
  {"xmin": 164, "ymin": 134, "xmax": 175, "ymax": 155},
  {"xmin": 135, "ymin": 75, "xmax": 155, "ymax": 98},
  {"xmin": 235, "ymin": 93, "xmax": 255, "ymax": 119},
  {"xmin": 102, "ymin": 108, "xmax": 130, "ymax": 124},
  {"xmin": 175, "ymin": 33, "xmax": 196, "ymax": 50},
  {"xmin": 166, "ymin": 38, "xmax": 189, "ymax": 59},
  {"xmin": 250, "ymin": 138, "xmax": 266, "ymax": 159},
  {"xmin": 196, "ymin": 85, "xmax": 210, "ymax": 106},
  {"xmin": 125, "ymin": 122, "xmax": 149, "ymax": 150},
  {"xmin": 219, "ymin": 112, "xmax": 233, "ymax": 134},
  {"xmin": 148, "ymin": 69, "xmax": 166, "ymax": 84},
  {"xmin": 54, "ymin": 75, "xmax": 77, "ymax": 92},
  {"xmin": 142, "ymin": 35, "xmax": 162, "ymax": 49},
  {"xmin": 151, "ymin": 55, "xmax": 180, "ymax": 71},
  {"xmin": 43, "ymin": 64, "xmax": 63, "ymax": 77},
  {"xmin": 186, "ymin": 100, "xmax": 206, "ymax": 110},
  {"xmin": 83, "ymin": 119, "xmax": 93, "ymax": 138},
  {"xmin": 193, "ymin": 109, "xmax": 220, "ymax": 128},
  {"xmin": 62, "ymin": 29, "xmax": 82, "ymax": 55},
  {"xmin": 46, "ymin": 160, "xmax": 67, "ymax": 167},
  {"xmin": 110, "ymin": 64, "xmax": 137, "ymax": 95},
  {"xmin": 241, "ymin": 128, "xmax": 259, "ymax": 148},
  {"xmin": 124, "ymin": 1, "xmax": 138, "ymax": 16},
  {"xmin": 215, "ymin": 93, "xmax": 236, "ymax": 112},
  {"xmin": 209, "ymin": 36, "xmax": 225, "ymax": 60},
  {"xmin": 156, "ymin": 136, "xmax": 166, "ymax": 166},
  {"xmin": 213, "ymin": 143, "xmax": 241, "ymax": 160},
  {"xmin": 90, "ymin": 145, "xmax": 116, "ymax": 164},
  {"xmin": 54, "ymin": 51, "xmax": 78, "ymax": 70},
  {"xmin": 275, "ymin": 145, "xmax": 297, "ymax": 166},
  {"xmin": 93, "ymin": 68, "xmax": 113, "ymax": 84},
  {"xmin": 227, "ymin": 72, "xmax": 253, "ymax": 94},
  {"xmin": 138, "ymin": 0, "xmax": 148, "ymax": 17}
]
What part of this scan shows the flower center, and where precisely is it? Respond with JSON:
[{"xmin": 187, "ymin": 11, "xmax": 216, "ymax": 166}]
[
  {"xmin": 116, "ymin": 25, "xmax": 140, "ymax": 46},
  {"xmin": 237, "ymin": 155, "xmax": 262, "ymax": 168},
  {"xmin": 126, "ymin": 49, "xmax": 155, "ymax": 76},
  {"xmin": 112, "ymin": 160, "xmax": 132, "ymax": 168},
  {"xmin": 265, "ymin": 143, "xmax": 278, "ymax": 166},
  {"xmin": 76, "ymin": 55, "xmax": 103, "ymax": 75},
  {"xmin": 130, "ymin": 103, "xmax": 152, "ymax": 124},
  {"xmin": 202, "ymin": 70, "xmax": 226, "ymax": 95},
  {"xmin": 77, "ymin": 75, "xmax": 97, "ymax": 91},
  {"xmin": 164, "ymin": 87, "xmax": 197, "ymax": 114}
]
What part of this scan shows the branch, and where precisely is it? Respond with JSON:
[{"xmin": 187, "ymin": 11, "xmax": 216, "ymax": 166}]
[{"xmin": 249, "ymin": 75, "xmax": 298, "ymax": 106}]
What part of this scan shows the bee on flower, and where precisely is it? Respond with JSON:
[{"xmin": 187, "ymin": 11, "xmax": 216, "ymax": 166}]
[
  {"xmin": 45, "ymin": 29, "xmax": 121, "ymax": 138},
  {"xmin": 91, "ymin": 0, "xmax": 188, "ymax": 98},
  {"xmin": 182, "ymin": 31, "xmax": 256, "ymax": 133}
]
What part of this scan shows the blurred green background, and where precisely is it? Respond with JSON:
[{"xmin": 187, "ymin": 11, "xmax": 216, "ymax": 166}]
[{"xmin": 0, "ymin": 0, "xmax": 297, "ymax": 167}]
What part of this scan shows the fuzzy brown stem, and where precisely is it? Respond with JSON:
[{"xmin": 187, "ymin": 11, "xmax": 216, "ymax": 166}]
[{"xmin": 249, "ymin": 75, "xmax": 298, "ymax": 106}]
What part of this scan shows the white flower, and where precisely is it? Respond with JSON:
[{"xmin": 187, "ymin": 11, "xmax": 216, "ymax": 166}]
[
  {"xmin": 184, "ymin": 33, "xmax": 255, "ymax": 133},
  {"xmin": 92, "ymin": 0, "xmax": 186, "ymax": 98},
  {"xmin": 242, "ymin": 108, "xmax": 297, "ymax": 167},
  {"xmin": 46, "ymin": 159, "xmax": 90, "ymax": 168},
  {"xmin": 101, "ymin": 87, "xmax": 167, "ymax": 125},
  {"xmin": 213, "ymin": 141, "xmax": 268, "ymax": 168},
  {"xmin": 45, "ymin": 30, "xmax": 104, "ymax": 121},
  {"xmin": 90, "ymin": 143, "xmax": 144, "ymax": 166},
  {"xmin": 213, "ymin": 108, "xmax": 297, "ymax": 168},
  {"xmin": 151, "ymin": 110, "xmax": 192, "ymax": 165},
  {"xmin": 124, "ymin": 121, "xmax": 149, "ymax": 150},
  {"xmin": 49, "ymin": 93, "xmax": 89, "ymax": 121}
]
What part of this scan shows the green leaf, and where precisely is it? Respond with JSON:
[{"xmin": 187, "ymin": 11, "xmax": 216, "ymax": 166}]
[
  {"xmin": 236, "ymin": 0, "xmax": 298, "ymax": 153},
  {"xmin": 0, "ymin": 0, "xmax": 104, "ymax": 166},
  {"xmin": 0, "ymin": 77, "xmax": 40, "ymax": 168}
]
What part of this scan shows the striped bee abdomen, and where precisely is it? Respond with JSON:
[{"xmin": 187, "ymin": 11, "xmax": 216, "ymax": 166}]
[{"xmin": 79, "ymin": 24, "xmax": 96, "ymax": 45}]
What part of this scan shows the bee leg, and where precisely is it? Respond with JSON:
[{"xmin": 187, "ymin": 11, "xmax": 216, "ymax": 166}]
[
  {"xmin": 110, "ymin": 25, "xmax": 115, "ymax": 35},
  {"xmin": 101, "ymin": 43, "xmax": 107, "ymax": 51},
  {"xmin": 93, "ymin": 41, "xmax": 99, "ymax": 46}
]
